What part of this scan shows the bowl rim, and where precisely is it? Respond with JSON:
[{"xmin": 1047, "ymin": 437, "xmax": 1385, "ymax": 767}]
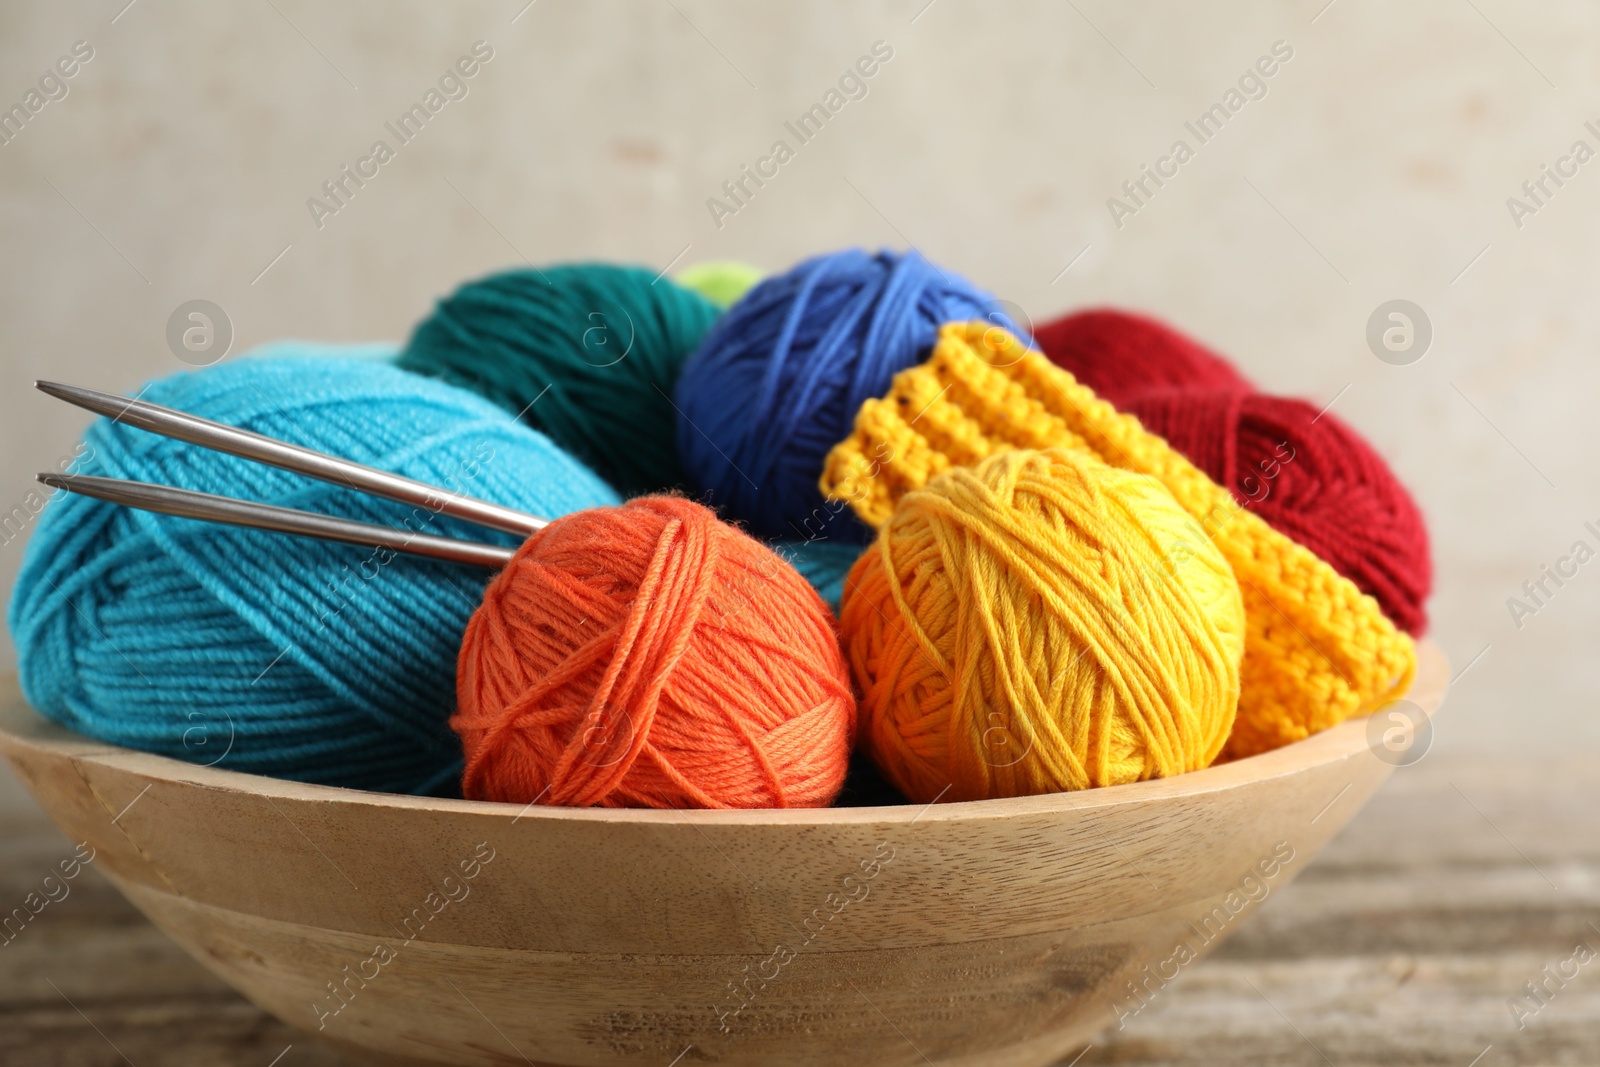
[{"xmin": 0, "ymin": 641, "xmax": 1446, "ymax": 827}]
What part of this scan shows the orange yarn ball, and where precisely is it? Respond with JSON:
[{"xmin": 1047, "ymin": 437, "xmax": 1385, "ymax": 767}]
[{"xmin": 452, "ymin": 496, "xmax": 856, "ymax": 809}]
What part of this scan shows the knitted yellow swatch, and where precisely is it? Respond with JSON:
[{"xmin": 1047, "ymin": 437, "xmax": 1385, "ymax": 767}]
[{"xmin": 821, "ymin": 321, "xmax": 1416, "ymax": 757}]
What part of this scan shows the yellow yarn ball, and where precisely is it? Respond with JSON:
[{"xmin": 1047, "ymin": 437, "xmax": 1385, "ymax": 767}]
[
  {"xmin": 840, "ymin": 447, "xmax": 1244, "ymax": 803},
  {"xmin": 675, "ymin": 261, "xmax": 765, "ymax": 309}
]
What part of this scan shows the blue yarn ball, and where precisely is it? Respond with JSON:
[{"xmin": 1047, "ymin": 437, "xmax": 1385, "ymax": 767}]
[
  {"xmin": 8, "ymin": 351, "xmax": 619, "ymax": 795},
  {"xmin": 769, "ymin": 539, "xmax": 866, "ymax": 614},
  {"xmin": 673, "ymin": 248, "xmax": 1017, "ymax": 543}
]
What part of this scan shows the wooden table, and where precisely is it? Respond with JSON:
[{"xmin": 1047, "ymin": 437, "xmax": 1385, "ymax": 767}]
[{"xmin": 2, "ymin": 753, "xmax": 1594, "ymax": 1066}]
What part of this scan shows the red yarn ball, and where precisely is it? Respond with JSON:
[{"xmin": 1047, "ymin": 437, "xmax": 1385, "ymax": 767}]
[
  {"xmin": 1036, "ymin": 308, "xmax": 1431, "ymax": 636},
  {"xmin": 1034, "ymin": 308, "xmax": 1254, "ymax": 402},
  {"xmin": 452, "ymin": 496, "xmax": 856, "ymax": 808}
]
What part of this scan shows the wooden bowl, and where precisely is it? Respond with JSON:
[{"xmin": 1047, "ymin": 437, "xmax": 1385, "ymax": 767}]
[{"xmin": 0, "ymin": 643, "xmax": 1446, "ymax": 1067}]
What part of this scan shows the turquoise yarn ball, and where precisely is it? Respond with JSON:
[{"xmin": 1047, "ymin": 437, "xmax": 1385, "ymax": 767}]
[
  {"xmin": 7, "ymin": 350, "xmax": 619, "ymax": 795},
  {"xmin": 398, "ymin": 263, "xmax": 720, "ymax": 498}
]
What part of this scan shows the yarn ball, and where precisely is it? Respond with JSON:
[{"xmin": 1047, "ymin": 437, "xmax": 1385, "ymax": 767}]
[
  {"xmin": 1121, "ymin": 389, "xmax": 1432, "ymax": 635},
  {"xmin": 8, "ymin": 352, "xmax": 620, "ymax": 795},
  {"xmin": 674, "ymin": 248, "xmax": 1016, "ymax": 543},
  {"xmin": 398, "ymin": 263, "xmax": 720, "ymax": 497},
  {"xmin": 769, "ymin": 538, "xmax": 868, "ymax": 613},
  {"xmin": 452, "ymin": 495, "xmax": 856, "ymax": 809},
  {"xmin": 841, "ymin": 447, "xmax": 1244, "ymax": 804},
  {"xmin": 677, "ymin": 260, "xmax": 765, "ymax": 308},
  {"xmin": 1034, "ymin": 308, "xmax": 1253, "ymax": 401}
]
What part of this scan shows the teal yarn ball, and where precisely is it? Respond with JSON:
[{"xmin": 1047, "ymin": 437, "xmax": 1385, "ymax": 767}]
[
  {"xmin": 770, "ymin": 539, "xmax": 866, "ymax": 613},
  {"xmin": 397, "ymin": 263, "xmax": 721, "ymax": 497},
  {"xmin": 7, "ymin": 350, "xmax": 620, "ymax": 795}
]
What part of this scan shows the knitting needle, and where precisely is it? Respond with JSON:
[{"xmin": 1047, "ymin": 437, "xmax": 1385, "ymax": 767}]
[
  {"xmin": 35, "ymin": 381, "xmax": 546, "ymax": 538},
  {"xmin": 37, "ymin": 473, "xmax": 513, "ymax": 569}
]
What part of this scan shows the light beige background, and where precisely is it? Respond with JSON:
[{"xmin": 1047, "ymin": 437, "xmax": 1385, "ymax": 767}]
[{"xmin": 0, "ymin": 0, "xmax": 1593, "ymax": 816}]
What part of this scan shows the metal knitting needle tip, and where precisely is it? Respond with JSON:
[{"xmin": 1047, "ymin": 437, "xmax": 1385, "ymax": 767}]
[
  {"xmin": 35, "ymin": 380, "xmax": 547, "ymax": 538},
  {"xmin": 38, "ymin": 473, "xmax": 515, "ymax": 570}
]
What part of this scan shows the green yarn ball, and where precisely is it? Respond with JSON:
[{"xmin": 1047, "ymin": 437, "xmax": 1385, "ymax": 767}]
[
  {"xmin": 677, "ymin": 261, "xmax": 765, "ymax": 309},
  {"xmin": 398, "ymin": 264, "xmax": 720, "ymax": 496}
]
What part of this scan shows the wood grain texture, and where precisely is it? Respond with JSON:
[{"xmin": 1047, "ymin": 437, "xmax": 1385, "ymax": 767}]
[
  {"xmin": 0, "ymin": 648, "xmax": 1452, "ymax": 1066},
  {"xmin": 9, "ymin": 752, "xmax": 1599, "ymax": 1066}
]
